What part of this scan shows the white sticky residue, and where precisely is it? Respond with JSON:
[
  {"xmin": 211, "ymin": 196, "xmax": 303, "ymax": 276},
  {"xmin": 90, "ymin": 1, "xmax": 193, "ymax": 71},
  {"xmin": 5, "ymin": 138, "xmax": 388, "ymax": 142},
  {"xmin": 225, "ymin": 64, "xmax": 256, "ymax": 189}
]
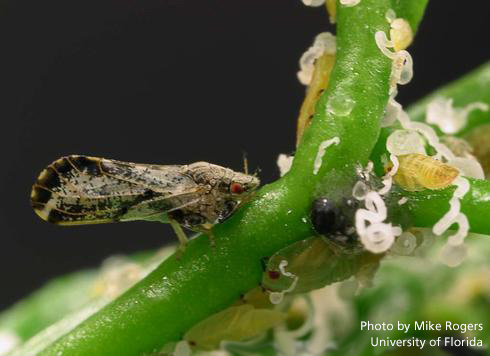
[
  {"xmin": 385, "ymin": 9, "xmax": 396, "ymax": 23},
  {"xmin": 382, "ymin": 96, "xmax": 403, "ymax": 127},
  {"xmin": 398, "ymin": 197, "xmax": 408, "ymax": 205},
  {"xmin": 313, "ymin": 137, "xmax": 340, "ymax": 175},
  {"xmin": 390, "ymin": 50, "xmax": 413, "ymax": 90},
  {"xmin": 387, "ymin": 154, "xmax": 399, "ymax": 176},
  {"xmin": 326, "ymin": 92, "xmax": 355, "ymax": 117},
  {"xmin": 361, "ymin": 222, "xmax": 401, "ymax": 254},
  {"xmin": 277, "ymin": 154, "xmax": 294, "ymax": 177},
  {"xmin": 340, "ymin": 0, "xmax": 361, "ymax": 7},
  {"xmin": 174, "ymin": 340, "xmax": 192, "ymax": 356},
  {"xmin": 426, "ymin": 97, "xmax": 489, "ymax": 134},
  {"xmin": 374, "ymin": 31, "xmax": 395, "ymax": 59},
  {"xmin": 440, "ymin": 243, "xmax": 467, "ymax": 267},
  {"xmin": 378, "ymin": 176, "xmax": 392, "ymax": 195},
  {"xmin": 355, "ymin": 188, "xmax": 401, "ymax": 253},
  {"xmin": 279, "ymin": 261, "xmax": 298, "ymax": 290},
  {"xmin": 433, "ymin": 197, "xmax": 461, "ymax": 235},
  {"xmin": 364, "ymin": 191, "xmax": 387, "ymax": 220},
  {"xmin": 448, "ymin": 157, "xmax": 485, "ymax": 179},
  {"xmin": 314, "ymin": 32, "xmax": 337, "ymax": 55},
  {"xmin": 447, "ymin": 214, "xmax": 469, "ymax": 246},
  {"xmin": 390, "ymin": 231, "xmax": 417, "ymax": 255},
  {"xmin": 269, "ymin": 260, "xmax": 299, "ymax": 305},
  {"xmin": 396, "ymin": 109, "xmax": 457, "ymax": 162},
  {"xmin": 432, "ymin": 176, "xmax": 471, "ymax": 254},
  {"xmin": 352, "ymin": 181, "xmax": 369, "ymax": 200},
  {"xmin": 375, "ymin": 22, "xmax": 414, "ymax": 95},
  {"xmin": 298, "ymin": 32, "xmax": 336, "ymax": 85},
  {"xmin": 378, "ymin": 155, "xmax": 398, "ymax": 196},
  {"xmin": 0, "ymin": 331, "xmax": 20, "ymax": 355},
  {"xmin": 301, "ymin": 0, "xmax": 326, "ymax": 6},
  {"xmin": 269, "ymin": 292, "xmax": 284, "ymax": 305},
  {"xmin": 386, "ymin": 129, "xmax": 426, "ymax": 156}
]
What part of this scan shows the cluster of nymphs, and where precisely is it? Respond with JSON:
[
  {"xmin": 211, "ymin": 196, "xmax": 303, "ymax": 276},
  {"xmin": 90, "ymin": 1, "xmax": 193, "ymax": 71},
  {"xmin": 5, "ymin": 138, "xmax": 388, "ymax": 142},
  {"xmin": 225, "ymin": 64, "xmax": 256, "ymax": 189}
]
[
  {"xmin": 277, "ymin": 3, "xmax": 490, "ymax": 268},
  {"xmin": 281, "ymin": 4, "xmax": 489, "ymax": 266},
  {"xmin": 370, "ymin": 10, "xmax": 488, "ymax": 265}
]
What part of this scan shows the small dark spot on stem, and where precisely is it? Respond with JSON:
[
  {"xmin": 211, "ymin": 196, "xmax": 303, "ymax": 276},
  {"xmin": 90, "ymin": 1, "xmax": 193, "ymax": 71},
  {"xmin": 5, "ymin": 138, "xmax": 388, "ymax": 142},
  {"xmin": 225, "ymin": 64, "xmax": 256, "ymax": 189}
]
[{"xmin": 268, "ymin": 270, "xmax": 280, "ymax": 280}]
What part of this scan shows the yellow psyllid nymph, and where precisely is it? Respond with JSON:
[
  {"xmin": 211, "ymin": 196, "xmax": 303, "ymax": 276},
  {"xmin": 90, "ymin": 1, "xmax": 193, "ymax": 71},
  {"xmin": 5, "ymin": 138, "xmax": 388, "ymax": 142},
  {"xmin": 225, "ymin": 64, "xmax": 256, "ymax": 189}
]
[
  {"xmin": 387, "ymin": 153, "xmax": 459, "ymax": 191},
  {"xmin": 184, "ymin": 304, "xmax": 285, "ymax": 350}
]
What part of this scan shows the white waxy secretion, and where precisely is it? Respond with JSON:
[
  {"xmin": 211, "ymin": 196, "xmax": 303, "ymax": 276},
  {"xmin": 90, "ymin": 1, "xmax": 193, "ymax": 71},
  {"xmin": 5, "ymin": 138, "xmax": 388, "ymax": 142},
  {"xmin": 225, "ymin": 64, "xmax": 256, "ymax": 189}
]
[
  {"xmin": 448, "ymin": 157, "xmax": 485, "ymax": 180},
  {"xmin": 268, "ymin": 260, "xmax": 299, "ymax": 305},
  {"xmin": 352, "ymin": 181, "xmax": 369, "ymax": 200},
  {"xmin": 340, "ymin": 0, "xmax": 361, "ymax": 7},
  {"xmin": 440, "ymin": 243, "xmax": 467, "ymax": 268},
  {"xmin": 301, "ymin": 0, "xmax": 326, "ymax": 6},
  {"xmin": 385, "ymin": 9, "xmax": 396, "ymax": 23},
  {"xmin": 390, "ymin": 231, "xmax": 417, "ymax": 255},
  {"xmin": 386, "ymin": 129, "xmax": 426, "ymax": 156},
  {"xmin": 355, "ymin": 186, "xmax": 401, "ymax": 253},
  {"xmin": 390, "ymin": 50, "xmax": 413, "ymax": 88},
  {"xmin": 375, "ymin": 31, "xmax": 395, "ymax": 60},
  {"xmin": 277, "ymin": 154, "xmax": 294, "ymax": 177},
  {"xmin": 426, "ymin": 97, "xmax": 488, "ymax": 134},
  {"xmin": 174, "ymin": 341, "xmax": 191, "ymax": 356},
  {"xmin": 313, "ymin": 137, "xmax": 340, "ymax": 175},
  {"xmin": 298, "ymin": 32, "xmax": 336, "ymax": 85},
  {"xmin": 398, "ymin": 197, "xmax": 408, "ymax": 205}
]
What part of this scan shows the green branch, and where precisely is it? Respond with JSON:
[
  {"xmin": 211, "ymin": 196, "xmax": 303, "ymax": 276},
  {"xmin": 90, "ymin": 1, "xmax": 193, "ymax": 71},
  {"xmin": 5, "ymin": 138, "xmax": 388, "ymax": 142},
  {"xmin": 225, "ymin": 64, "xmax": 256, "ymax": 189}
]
[
  {"xmin": 7, "ymin": 1, "xmax": 490, "ymax": 355},
  {"xmin": 39, "ymin": 1, "xmax": 410, "ymax": 354},
  {"xmin": 400, "ymin": 178, "xmax": 490, "ymax": 235}
]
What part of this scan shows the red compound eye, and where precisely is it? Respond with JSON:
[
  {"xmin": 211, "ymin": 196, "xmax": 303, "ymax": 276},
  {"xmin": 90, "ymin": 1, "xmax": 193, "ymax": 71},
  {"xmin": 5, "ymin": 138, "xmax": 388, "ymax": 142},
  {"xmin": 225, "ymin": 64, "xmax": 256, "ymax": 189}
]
[
  {"xmin": 268, "ymin": 270, "xmax": 280, "ymax": 280},
  {"xmin": 230, "ymin": 182, "xmax": 244, "ymax": 194}
]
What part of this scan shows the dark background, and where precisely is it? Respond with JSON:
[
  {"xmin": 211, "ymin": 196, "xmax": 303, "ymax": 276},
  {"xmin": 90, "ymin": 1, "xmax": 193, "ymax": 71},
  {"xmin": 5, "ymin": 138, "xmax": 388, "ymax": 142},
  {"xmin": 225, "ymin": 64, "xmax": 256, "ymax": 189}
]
[{"xmin": 0, "ymin": 0, "xmax": 487, "ymax": 309}]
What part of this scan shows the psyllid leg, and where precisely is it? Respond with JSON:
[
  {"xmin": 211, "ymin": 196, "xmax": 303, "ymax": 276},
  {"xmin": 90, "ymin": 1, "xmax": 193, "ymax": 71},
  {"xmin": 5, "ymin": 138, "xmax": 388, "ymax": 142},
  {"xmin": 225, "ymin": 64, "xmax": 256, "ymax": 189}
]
[
  {"xmin": 169, "ymin": 219, "xmax": 188, "ymax": 251},
  {"xmin": 198, "ymin": 224, "xmax": 216, "ymax": 247}
]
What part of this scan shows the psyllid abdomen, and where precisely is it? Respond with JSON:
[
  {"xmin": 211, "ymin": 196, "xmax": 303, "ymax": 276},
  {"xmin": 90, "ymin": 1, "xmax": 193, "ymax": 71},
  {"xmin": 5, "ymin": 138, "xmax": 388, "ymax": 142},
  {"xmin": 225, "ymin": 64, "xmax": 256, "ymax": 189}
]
[{"xmin": 389, "ymin": 154, "xmax": 459, "ymax": 191}]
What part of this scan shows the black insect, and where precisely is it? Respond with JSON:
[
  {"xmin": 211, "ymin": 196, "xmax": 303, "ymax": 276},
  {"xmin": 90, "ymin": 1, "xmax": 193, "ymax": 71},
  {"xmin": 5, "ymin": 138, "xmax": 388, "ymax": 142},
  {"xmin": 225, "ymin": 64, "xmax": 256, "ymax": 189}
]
[{"xmin": 310, "ymin": 197, "xmax": 359, "ymax": 246}]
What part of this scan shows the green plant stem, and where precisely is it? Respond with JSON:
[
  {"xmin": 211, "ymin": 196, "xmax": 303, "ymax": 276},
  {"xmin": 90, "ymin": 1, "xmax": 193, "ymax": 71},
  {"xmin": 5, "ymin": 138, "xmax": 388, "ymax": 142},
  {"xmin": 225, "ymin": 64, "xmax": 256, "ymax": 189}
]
[
  {"xmin": 400, "ymin": 178, "xmax": 490, "ymax": 234},
  {"xmin": 0, "ymin": 250, "xmax": 161, "ymax": 346},
  {"xmin": 40, "ymin": 1, "xmax": 411, "ymax": 354},
  {"xmin": 0, "ymin": 271, "xmax": 95, "ymax": 341}
]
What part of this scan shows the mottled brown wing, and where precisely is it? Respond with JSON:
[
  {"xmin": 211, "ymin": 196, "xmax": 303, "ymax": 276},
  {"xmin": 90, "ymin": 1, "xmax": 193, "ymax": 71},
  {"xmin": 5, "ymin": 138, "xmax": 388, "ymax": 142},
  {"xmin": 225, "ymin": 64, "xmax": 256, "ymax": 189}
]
[{"xmin": 30, "ymin": 155, "xmax": 200, "ymax": 225}]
